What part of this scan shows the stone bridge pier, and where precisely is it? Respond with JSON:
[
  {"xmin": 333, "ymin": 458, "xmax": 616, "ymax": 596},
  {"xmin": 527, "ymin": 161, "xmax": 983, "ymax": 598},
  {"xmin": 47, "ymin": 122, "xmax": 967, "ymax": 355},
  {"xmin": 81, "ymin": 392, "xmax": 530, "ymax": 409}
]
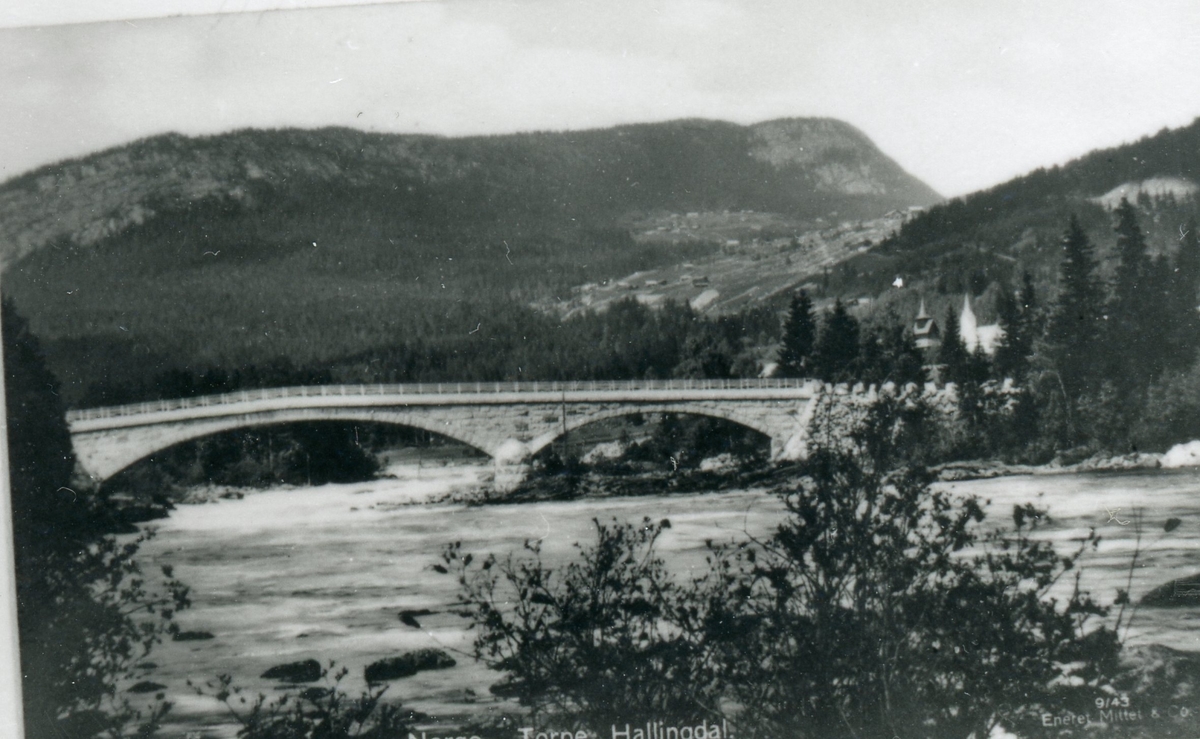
[{"xmin": 67, "ymin": 380, "xmax": 822, "ymax": 491}]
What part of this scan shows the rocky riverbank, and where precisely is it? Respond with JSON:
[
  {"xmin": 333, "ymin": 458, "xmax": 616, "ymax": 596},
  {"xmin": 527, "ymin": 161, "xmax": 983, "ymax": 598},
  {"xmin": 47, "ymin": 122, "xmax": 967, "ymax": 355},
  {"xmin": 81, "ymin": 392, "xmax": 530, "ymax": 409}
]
[{"xmin": 932, "ymin": 451, "xmax": 1167, "ymax": 482}]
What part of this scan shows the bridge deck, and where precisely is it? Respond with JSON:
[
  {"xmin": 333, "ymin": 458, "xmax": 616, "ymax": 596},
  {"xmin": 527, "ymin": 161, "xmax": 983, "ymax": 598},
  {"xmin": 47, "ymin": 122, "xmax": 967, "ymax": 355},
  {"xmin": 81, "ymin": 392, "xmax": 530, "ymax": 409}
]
[{"xmin": 68, "ymin": 378, "xmax": 819, "ymax": 430}]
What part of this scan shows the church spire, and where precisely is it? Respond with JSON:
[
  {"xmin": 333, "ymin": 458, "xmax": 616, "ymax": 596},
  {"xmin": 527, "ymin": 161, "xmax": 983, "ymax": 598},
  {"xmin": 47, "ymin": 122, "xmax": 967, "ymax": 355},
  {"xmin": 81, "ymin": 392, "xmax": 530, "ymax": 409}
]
[
  {"xmin": 913, "ymin": 295, "xmax": 940, "ymax": 349},
  {"xmin": 960, "ymin": 293, "xmax": 979, "ymax": 351}
]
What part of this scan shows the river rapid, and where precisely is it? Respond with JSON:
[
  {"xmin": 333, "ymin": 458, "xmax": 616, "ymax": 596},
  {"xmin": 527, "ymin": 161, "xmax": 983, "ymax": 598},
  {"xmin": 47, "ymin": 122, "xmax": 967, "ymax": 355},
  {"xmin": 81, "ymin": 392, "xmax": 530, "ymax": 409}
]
[{"xmin": 133, "ymin": 463, "xmax": 1200, "ymax": 738}]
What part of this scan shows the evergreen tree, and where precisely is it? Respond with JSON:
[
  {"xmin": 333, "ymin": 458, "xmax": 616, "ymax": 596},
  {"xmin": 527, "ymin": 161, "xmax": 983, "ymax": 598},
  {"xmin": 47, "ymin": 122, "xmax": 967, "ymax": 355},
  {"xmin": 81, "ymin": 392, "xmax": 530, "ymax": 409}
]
[
  {"xmin": 861, "ymin": 322, "xmax": 926, "ymax": 386},
  {"xmin": 856, "ymin": 325, "xmax": 886, "ymax": 385},
  {"xmin": 992, "ymin": 274, "xmax": 1037, "ymax": 383},
  {"xmin": 1144, "ymin": 254, "xmax": 1176, "ymax": 376},
  {"xmin": 991, "ymin": 284, "xmax": 1024, "ymax": 381},
  {"xmin": 882, "ymin": 324, "xmax": 927, "ymax": 386},
  {"xmin": 1046, "ymin": 216, "xmax": 1104, "ymax": 401},
  {"xmin": 811, "ymin": 299, "xmax": 860, "ymax": 382},
  {"xmin": 777, "ymin": 290, "xmax": 816, "ymax": 377},
  {"xmin": 957, "ymin": 343, "xmax": 993, "ymax": 454},
  {"xmin": 1108, "ymin": 198, "xmax": 1159, "ymax": 382},
  {"xmin": 1178, "ymin": 216, "xmax": 1200, "ymax": 306},
  {"xmin": 1111, "ymin": 198, "xmax": 1148, "ymax": 309},
  {"xmin": 937, "ymin": 306, "xmax": 969, "ymax": 384},
  {"xmin": 966, "ymin": 344, "xmax": 992, "ymax": 385},
  {"xmin": 1170, "ymin": 216, "xmax": 1200, "ymax": 361},
  {"xmin": 1018, "ymin": 270, "xmax": 1040, "ymax": 342}
]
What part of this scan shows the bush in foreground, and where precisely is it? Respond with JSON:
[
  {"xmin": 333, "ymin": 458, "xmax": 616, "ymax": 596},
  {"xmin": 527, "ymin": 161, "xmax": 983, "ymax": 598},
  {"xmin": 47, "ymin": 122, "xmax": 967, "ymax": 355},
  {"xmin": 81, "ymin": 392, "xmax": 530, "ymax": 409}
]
[
  {"xmin": 444, "ymin": 525, "xmax": 720, "ymax": 730},
  {"xmin": 196, "ymin": 665, "xmax": 414, "ymax": 739},
  {"xmin": 447, "ymin": 399, "xmax": 1122, "ymax": 739}
]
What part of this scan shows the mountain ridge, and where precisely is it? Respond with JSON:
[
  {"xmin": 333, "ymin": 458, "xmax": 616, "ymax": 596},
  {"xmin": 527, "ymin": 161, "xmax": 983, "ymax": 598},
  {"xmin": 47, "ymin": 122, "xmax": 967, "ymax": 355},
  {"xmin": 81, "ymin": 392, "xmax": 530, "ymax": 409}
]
[
  {"xmin": 0, "ymin": 117, "xmax": 940, "ymax": 266},
  {"xmin": 0, "ymin": 116, "xmax": 940, "ymax": 402}
]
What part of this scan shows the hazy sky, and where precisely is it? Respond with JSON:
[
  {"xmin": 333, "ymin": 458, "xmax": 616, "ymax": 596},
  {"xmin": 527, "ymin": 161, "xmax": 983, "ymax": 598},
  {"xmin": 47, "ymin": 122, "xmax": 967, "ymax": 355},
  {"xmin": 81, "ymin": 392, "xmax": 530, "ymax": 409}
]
[{"xmin": 4, "ymin": 0, "xmax": 1200, "ymax": 196}]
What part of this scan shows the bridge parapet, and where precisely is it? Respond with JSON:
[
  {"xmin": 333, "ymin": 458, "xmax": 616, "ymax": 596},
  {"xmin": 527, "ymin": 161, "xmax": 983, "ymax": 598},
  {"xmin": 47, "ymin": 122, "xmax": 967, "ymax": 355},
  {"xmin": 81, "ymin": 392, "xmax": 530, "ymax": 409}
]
[{"xmin": 67, "ymin": 378, "xmax": 819, "ymax": 423}]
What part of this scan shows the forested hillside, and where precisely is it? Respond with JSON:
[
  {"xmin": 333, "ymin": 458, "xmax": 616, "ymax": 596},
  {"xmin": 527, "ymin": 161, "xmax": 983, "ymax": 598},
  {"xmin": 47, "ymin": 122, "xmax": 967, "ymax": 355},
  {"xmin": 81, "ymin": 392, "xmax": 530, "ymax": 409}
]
[
  {"xmin": 824, "ymin": 118, "xmax": 1200, "ymax": 310},
  {"xmin": 0, "ymin": 118, "xmax": 939, "ymax": 404},
  {"xmin": 799, "ymin": 118, "xmax": 1200, "ymax": 460}
]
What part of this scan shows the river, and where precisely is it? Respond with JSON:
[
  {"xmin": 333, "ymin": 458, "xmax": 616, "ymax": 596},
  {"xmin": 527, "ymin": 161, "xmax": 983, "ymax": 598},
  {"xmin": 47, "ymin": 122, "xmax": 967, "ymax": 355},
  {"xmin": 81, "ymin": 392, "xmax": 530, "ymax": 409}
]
[{"xmin": 132, "ymin": 463, "xmax": 1200, "ymax": 738}]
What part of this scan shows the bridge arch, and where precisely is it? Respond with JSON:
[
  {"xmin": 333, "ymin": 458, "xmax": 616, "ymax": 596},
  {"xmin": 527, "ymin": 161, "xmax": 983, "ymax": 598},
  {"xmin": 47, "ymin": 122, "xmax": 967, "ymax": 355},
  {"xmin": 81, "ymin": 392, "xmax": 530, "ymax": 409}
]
[
  {"xmin": 70, "ymin": 381, "xmax": 820, "ymax": 482},
  {"xmin": 73, "ymin": 408, "xmax": 497, "ymax": 482},
  {"xmin": 526, "ymin": 404, "xmax": 778, "ymax": 458}
]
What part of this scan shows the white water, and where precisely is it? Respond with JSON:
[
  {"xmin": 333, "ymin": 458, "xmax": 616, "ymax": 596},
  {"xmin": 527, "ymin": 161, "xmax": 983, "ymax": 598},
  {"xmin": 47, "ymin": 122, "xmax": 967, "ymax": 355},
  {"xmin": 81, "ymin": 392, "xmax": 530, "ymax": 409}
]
[{"xmin": 133, "ymin": 463, "xmax": 1200, "ymax": 738}]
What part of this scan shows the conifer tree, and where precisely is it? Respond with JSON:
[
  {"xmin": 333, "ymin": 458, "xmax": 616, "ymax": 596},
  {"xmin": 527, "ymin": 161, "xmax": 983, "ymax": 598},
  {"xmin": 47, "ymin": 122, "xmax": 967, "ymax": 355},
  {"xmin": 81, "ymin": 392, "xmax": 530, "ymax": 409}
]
[
  {"xmin": 1178, "ymin": 216, "xmax": 1200, "ymax": 305},
  {"xmin": 992, "ymin": 285, "xmax": 1024, "ymax": 381},
  {"xmin": 937, "ymin": 306, "xmax": 969, "ymax": 384},
  {"xmin": 1145, "ymin": 254, "xmax": 1176, "ymax": 375},
  {"xmin": 881, "ymin": 324, "xmax": 927, "ymax": 386},
  {"xmin": 1046, "ymin": 216, "xmax": 1104, "ymax": 401},
  {"xmin": 1019, "ymin": 270, "xmax": 1039, "ymax": 336},
  {"xmin": 856, "ymin": 324, "xmax": 886, "ymax": 385},
  {"xmin": 1112, "ymin": 198, "xmax": 1148, "ymax": 304},
  {"xmin": 990, "ymin": 273, "xmax": 1038, "ymax": 383},
  {"xmin": 1171, "ymin": 216, "xmax": 1200, "ymax": 359},
  {"xmin": 858, "ymin": 322, "xmax": 926, "ymax": 387},
  {"xmin": 811, "ymin": 299, "xmax": 860, "ymax": 382},
  {"xmin": 1108, "ymin": 198, "xmax": 1154, "ymax": 381},
  {"xmin": 966, "ymin": 343, "xmax": 992, "ymax": 385},
  {"xmin": 778, "ymin": 290, "xmax": 816, "ymax": 377}
]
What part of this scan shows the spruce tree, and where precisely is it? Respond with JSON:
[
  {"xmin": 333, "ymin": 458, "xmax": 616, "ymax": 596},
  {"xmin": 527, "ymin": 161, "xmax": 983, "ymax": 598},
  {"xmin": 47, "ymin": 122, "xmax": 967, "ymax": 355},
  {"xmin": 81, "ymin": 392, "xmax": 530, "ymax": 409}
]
[
  {"xmin": 1178, "ymin": 216, "xmax": 1200, "ymax": 306},
  {"xmin": 1144, "ymin": 254, "xmax": 1175, "ymax": 376},
  {"xmin": 990, "ymin": 273, "xmax": 1038, "ymax": 383},
  {"xmin": 1046, "ymin": 216, "xmax": 1104, "ymax": 401},
  {"xmin": 1108, "ymin": 198, "xmax": 1154, "ymax": 382},
  {"xmin": 1112, "ymin": 198, "xmax": 1148, "ymax": 304},
  {"xmin": 778, "ymin": 290, "xmax": 816, "ymax": 377},
  {"xmin": 856, "ymin": 324, "xmax": 886, "ymax": 385},
  {"xmin": 937, "ymin": 306, "xmax": 969, "ymax": 384},
  {"xmin": 811, "ymin": 299, "xmax": 860, "ymax": 382},
  {"xmin": 882, "ymin": 324, "xmax": 927, "ymax": 386},
  {"xmin": 1019, "ymin": 270, "xmax": 1039, "ymax": 339},
  {"xmin": 992, "ymin": 284, "xmax": 1024, "ymax": 381},
  {"xmin": 1171, "ymin": 216, "xmax": 1200, "ymax": 360}
]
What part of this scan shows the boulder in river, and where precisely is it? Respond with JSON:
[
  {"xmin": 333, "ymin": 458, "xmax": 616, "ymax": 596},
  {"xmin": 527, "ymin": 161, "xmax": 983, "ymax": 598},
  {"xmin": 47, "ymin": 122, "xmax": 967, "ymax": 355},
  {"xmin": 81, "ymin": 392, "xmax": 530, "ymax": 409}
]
[
  {"xmin": 299, "ymin": 687, "xmax": 331, "ymax": 701},
  {"xmin": 172, "ymin": 630, "xmax": 215, "ymax": 641},
  {"xmin": 364, "ymin": 649, "xmax": 456, "ymax": 682},
  {"xmin": 127, "ymin": 681, "xmax": 167, "ymax": 694},
  {"xmin": 1140, "ymin": 572, "xmax": 1200, "ymax": 608},
  {"xmin": 261, "ymin": 658, "xmax": 322, "ymax": 683}
]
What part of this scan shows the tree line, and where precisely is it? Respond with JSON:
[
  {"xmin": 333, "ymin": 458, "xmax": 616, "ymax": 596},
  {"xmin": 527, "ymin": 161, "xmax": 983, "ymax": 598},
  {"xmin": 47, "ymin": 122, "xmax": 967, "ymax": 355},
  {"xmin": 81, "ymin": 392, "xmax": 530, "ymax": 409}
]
[
  {"xmin": 775, "ymin": 197, "xmax": 1200, "ymax": 461},
  {"xmin": 83, "ymin": 196, "xmax": 1200, "ymax": 464},
  {"xmin": 79, "ymin": 299, "xmax": 780, "ymax": 406},
  {"xmin": 1039, "ymin": 200, "xmax": 1200, "ymax": 452}
]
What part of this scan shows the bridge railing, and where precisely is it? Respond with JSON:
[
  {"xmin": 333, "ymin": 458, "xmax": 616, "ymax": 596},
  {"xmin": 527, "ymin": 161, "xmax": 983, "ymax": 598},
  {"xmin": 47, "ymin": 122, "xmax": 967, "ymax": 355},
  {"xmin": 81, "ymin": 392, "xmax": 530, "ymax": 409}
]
[{"xmin": 66, "ymin": 378, "xmax": 815, "ymax": 422}]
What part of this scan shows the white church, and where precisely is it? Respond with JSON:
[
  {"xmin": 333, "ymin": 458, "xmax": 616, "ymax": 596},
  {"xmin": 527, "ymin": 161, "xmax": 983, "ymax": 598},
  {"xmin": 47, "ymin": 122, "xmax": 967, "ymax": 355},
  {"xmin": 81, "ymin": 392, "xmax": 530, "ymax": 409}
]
[
  {"xmin": 914, "ymin": 294, "xmax": 1003, "ymax": 355},
  {"xmin": 959, "ymin": 294, "xmax": 1004, "ymax": 354}
]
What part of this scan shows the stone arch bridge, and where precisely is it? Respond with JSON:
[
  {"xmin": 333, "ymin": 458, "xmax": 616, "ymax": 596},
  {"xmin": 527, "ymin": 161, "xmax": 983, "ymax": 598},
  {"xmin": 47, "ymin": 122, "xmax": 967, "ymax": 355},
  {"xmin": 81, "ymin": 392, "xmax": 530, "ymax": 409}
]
[{"xmin": 67, "ymin": 379, "xmax": 822, "ymax": 483}]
